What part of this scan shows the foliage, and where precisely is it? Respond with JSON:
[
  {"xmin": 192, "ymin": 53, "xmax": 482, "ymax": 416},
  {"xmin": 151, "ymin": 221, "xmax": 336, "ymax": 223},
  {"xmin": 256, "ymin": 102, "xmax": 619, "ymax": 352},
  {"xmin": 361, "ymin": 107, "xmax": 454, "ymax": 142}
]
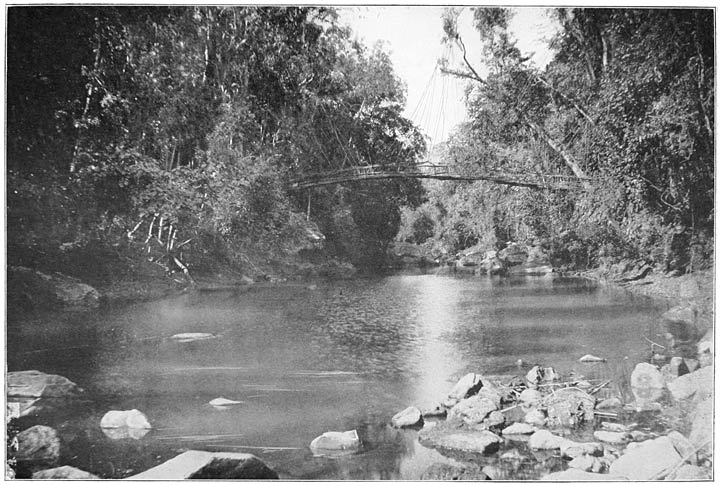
[
  {"xmin": 7, "ymin": 6, "xmax": 426, "ymax": 280},
  {"xmin": 414, "ymin": 7, "xmax": 713, "ymax": 271}
]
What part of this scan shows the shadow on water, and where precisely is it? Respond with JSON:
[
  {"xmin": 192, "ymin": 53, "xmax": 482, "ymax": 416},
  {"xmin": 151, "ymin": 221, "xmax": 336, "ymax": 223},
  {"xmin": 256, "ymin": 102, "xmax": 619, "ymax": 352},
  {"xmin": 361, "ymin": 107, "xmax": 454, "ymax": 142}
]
[{"xmin": 7, "ymin": 272, "xmax": 665, "ymax": 479}]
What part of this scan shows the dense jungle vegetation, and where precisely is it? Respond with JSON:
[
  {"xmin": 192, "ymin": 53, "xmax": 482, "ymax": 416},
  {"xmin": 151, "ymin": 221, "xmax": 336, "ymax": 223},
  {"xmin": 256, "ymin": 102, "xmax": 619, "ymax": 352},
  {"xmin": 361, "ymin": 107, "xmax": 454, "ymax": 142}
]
[{"xmin": 6, "ymin": 7, "xmax": 714, "ymax": 284}]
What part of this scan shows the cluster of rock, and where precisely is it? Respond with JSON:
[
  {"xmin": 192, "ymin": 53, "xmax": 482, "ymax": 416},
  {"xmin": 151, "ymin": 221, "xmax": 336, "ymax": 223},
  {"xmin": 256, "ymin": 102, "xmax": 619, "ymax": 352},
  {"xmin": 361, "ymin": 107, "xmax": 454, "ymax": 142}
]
[
  {"xmin": 6, "ymin": 370, "xmax": 278, "ymax": 479},
  {"xmin": 454, "ymin": 242, "xmax": 553, "ymax": 276},
  {"xmin": 388, "ymin": 347, "xmax": 713, "ymax": 481}
]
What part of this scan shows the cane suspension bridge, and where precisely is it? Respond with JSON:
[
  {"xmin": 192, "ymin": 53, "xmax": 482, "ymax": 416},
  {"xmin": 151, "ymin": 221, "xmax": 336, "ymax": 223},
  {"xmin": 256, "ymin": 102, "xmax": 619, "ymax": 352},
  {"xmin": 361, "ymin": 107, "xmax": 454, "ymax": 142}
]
[{"xmin": 287, "ymin": 44, "xmax": 594, "ymax": 193}]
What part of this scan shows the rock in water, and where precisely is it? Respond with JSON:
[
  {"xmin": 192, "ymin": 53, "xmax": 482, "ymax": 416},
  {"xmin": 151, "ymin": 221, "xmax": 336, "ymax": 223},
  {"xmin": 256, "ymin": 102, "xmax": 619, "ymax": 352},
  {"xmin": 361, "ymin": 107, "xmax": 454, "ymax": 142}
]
[
  {"xmin": 391, "ymin": 406, "xmax": 423, "ymax": 428},
  {"xmin": 579, "ymin": 354, "xmax": 606, "ymax": 363},
  {"xmin": 170, "ymin": 333, "xmax": 216, "ymax": 343},
  {"xmin": 545, "ymin": 387, "xmax": 595, "ymax": 425},
  {"xmin": 610, "ymin": 436, "xmax": 681, "ymax": 479},
  {"xmin": 630, "ymin": 362, "xmax": 665, "ymax": 389},
  {"xmin": 33, "ymin": 466, "xmax": 99, "ymax": 479},
  {"xmin": 447, "ymin": 373, "xmax": 484, "ymax": 401},
  {"xmin": 420, "ymin": 463, "xmax": 488, "ymax": 480},
  {"xmin": 524, "ymin": 408, "xmax": 546, "ymax": 427},
  {"xmin": 209, "ymin": 397, "xmax": 245, "ymax": 408},
  {"xmin": 501, "ymin": 422, "xmax": 535, "ymax": 435},
  {"xmin": 101, "ymin": 409, "xmax": 152, "ymax": 439},
  {"xmin": 14, "ymin": 425, "xmax": 61, "ymax": 469},
  {"xmin": 448, "ymin": 396, "xmax": 497, "ymax": 426},
  {"xmin": 593, "ymin": 430, "xmax": 628, "ymax": 445},
  {"xmin": 518, "ymin": 388, "xmax": 542, "ymax": 405},
  {"xmin": 528, "ymin": 430, "xmax": 568, "ymax": 450},
  {"xmin": 666, "ymin": 366, "xmax": 713, "ymax": 401},
  {"xmin": 310, "ymin": 430, "xmax": 361, "ymax": 456},
  {"xmin": 7, "ymin": 370, "xmax": 82, "ymax": 398},
  {"xmin": 130, "ymin": 451, "xmax": 278, "ymax": 479},
  {"xmin": 418, "ymin": 424, "xmax": 502, "ymax": 455},
  {"xmin": 525, "ymin": 365, "xmax": 559, "ymax": 387}
]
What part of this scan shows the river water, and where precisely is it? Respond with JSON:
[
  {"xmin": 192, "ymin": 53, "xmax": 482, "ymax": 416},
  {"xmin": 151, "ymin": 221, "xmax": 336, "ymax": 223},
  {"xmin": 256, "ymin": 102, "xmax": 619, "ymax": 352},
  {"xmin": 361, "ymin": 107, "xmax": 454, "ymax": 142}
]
[{"xmin": 7, "ymin": 271, "xmax": 666, "ymax": 479}]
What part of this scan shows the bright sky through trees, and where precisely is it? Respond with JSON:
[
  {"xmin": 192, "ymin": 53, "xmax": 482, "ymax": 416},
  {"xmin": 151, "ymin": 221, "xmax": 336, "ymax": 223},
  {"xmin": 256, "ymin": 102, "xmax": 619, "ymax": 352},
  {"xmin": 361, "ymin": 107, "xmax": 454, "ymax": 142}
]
[{"xmin": 339, "ymin": 7, "xmax": 560, "ymax": 146}]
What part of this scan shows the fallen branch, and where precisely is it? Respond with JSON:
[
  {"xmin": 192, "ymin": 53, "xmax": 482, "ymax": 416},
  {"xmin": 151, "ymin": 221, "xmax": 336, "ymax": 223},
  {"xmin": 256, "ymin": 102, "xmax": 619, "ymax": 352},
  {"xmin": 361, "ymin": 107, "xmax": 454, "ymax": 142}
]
[{"xmin": 127, "ymin": 219, "xmax": 144, "ymax": 239}]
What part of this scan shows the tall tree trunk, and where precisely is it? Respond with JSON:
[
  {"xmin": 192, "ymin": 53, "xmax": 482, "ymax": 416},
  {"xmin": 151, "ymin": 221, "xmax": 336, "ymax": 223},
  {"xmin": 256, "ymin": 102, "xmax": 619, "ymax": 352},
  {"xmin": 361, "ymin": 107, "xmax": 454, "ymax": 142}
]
[{"xmin": 527, "ymin": 121, "xmax": 590, "ymax": 189}]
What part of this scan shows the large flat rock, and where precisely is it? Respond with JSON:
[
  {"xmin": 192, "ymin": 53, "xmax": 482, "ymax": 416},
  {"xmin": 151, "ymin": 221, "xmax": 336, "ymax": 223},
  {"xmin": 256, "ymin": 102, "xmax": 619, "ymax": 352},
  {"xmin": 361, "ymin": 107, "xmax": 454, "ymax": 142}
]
[{"xmin": 129, "ymin": 451, "xmax": 278, "ymax": 479}]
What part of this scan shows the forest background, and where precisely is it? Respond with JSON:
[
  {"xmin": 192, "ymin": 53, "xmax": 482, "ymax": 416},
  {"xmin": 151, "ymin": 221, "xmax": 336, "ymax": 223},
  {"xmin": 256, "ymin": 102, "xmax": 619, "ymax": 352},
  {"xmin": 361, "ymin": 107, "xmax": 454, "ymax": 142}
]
[{"xmin": 6, "ymin": 7, "xmax": 714, "ymax": 288}]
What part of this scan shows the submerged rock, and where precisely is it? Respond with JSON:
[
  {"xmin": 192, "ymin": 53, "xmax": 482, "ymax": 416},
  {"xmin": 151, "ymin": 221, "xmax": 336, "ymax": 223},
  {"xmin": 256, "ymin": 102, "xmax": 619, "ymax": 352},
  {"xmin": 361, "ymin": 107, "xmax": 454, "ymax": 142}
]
[
  {"xmin": 560, "ymin": 440, "xmax": 603, "ymax": 459},
  {"xmin": 609, "ymin": 436, "xmax": 681, "ymax": 480},
  {"xmin": 578, "ymin": 354, "xmax": 606, "ymax": 363},
  {"xmin": 169, "ymin": 332, "xmax": 216, "ymax": 343},
  {"xmin": 32, "ymin": 466, "xmax": 99, "ymax": 479},
  {"xmin": 391, "ymin": 406, "xmax": 423, "ymax": 428},
  {"xmin": 209, "ymin": 397, "xmax": 245, "ymax": 408}
]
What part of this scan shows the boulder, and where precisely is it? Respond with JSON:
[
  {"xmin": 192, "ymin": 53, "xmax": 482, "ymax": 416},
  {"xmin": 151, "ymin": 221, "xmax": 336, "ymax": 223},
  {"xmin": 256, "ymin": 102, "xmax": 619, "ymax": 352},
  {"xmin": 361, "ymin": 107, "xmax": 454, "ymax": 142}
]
[
  {"xmin": 130, "ymin": 451, "xmax": 278, "ymax": 479},
  {"xmin": 528, "ymin": 430, "xmax": 568, "ymax": 450},
  {"xmin": 501, "ymin": 422, "xmax": 535, "ymax": 435},
  {"xmin": 32, "ymin": 466, "xmax": 99, "ymax": 479},
  {"xmin": 479, "ymin": 256, "xmax": 505, "ymax": 275},
  {"xmin": 524, "ymin": 408, "xmax": 546, "ymax": 427},
  {"xmin": 541, "ymin": 468, "xmax": 625, "ymax": 481},
  {"xmin": 310, "ymin": 430, "xmax": 361, "ymax": 455},
  {"xmin": 449, "ymin": 396, "xmax": 497, "ymax": 426},
  {"xmin": 8, "ymin": 266, "xmax": 100, "ymax": 308},
  {"xmin": 101, "ymin": 409, "xmax": 151, "ymax": 429},
  {"xmin": 419, "ymin": 423, "xmax": 502, "ymax": 455},
  {"xmin": 525, "ymin": 366, "xmax": 559, "ymax": 387},
  {"xmin": 525, "ymin": 245, "xmax": 550, "ymax": 266},
  {"xmin": 630, "ymin": 362, "xmax": 665, "ymax": 389},
  {"xmin": 420, "ymin": 463, "xmax": 489, "ymax": 480},
  {"xmin": 14, "ymin": 425, "xmax": 60, "ymax": 468},
  {"xmin": 662, "ymin": 305, "xmax": 697, "ymax": 326},
  {"xmin": 518, "ymin": 388, "xmax": 543, "ymax": 405},
  {"xmin": 667, "ymin": 365, "xmax": 713, "ymax": 401},
  {"xmin": 609, "ymin": 436, "xmax": 681, "ymax": 480},
  {"xmin": 475, "ymin": 385, "xmax": 503, "ymax": 408},
  {"xmin": 560, "ymin": 440, "xmax": 603, "ymax": 459},
  {"xmin": 545, "ymin": 387, "xmax": 595, "ymax": 425},
  {"xmin": 482, "ymin": 411, "xmax": 505, "ymax": 430},
  {"xmin": 391, "ymin": 406, "xmax": 423, "ymax": 428},
  {"xmin": 498, "ymin": 243, "xmax": 528, "ymax": 266},
  {"xmin": 568, "ymin": 455, "xmax": 605, "ymax": 473},
  {"xmin": 7, "ymin": 370, "xmax": 82, "ymax": 398},
  {"xmin": 447, "ymin": 373, "xmax": 484, "ymax": 401},
  {"xmin": 593, "ymin": 430, "xmax": 628, "ymax": 445},
  {"xmin": 420, "ymin": 404, "xmax": 447, "ymax": 418}
]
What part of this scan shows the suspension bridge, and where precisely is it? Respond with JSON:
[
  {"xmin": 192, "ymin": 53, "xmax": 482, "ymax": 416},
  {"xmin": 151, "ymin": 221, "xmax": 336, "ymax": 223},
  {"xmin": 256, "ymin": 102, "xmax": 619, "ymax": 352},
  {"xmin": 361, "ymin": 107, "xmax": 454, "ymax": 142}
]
[
  {"xmin": 288, "ymin": 163, "xmax": 590, "ymax": 191},
  {"xmin": 288, "ymin": 42, "xmax": 592, "ymax": 193}
]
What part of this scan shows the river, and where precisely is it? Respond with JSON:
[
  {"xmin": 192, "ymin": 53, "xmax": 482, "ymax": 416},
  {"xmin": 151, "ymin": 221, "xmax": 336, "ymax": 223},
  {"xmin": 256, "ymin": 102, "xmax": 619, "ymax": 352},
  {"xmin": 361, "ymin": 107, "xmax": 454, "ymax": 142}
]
[{"xmin": 7, "ymin": 271, "xmax": 666, "ymax": 479}]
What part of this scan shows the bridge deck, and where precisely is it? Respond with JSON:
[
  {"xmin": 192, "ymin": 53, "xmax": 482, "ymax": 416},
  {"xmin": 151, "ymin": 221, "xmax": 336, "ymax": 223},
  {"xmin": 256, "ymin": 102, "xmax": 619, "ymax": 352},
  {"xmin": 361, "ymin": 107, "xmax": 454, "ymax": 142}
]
[{"xmin": 289, "ymin": 163, "xmax": 589, "ymax": 191}]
